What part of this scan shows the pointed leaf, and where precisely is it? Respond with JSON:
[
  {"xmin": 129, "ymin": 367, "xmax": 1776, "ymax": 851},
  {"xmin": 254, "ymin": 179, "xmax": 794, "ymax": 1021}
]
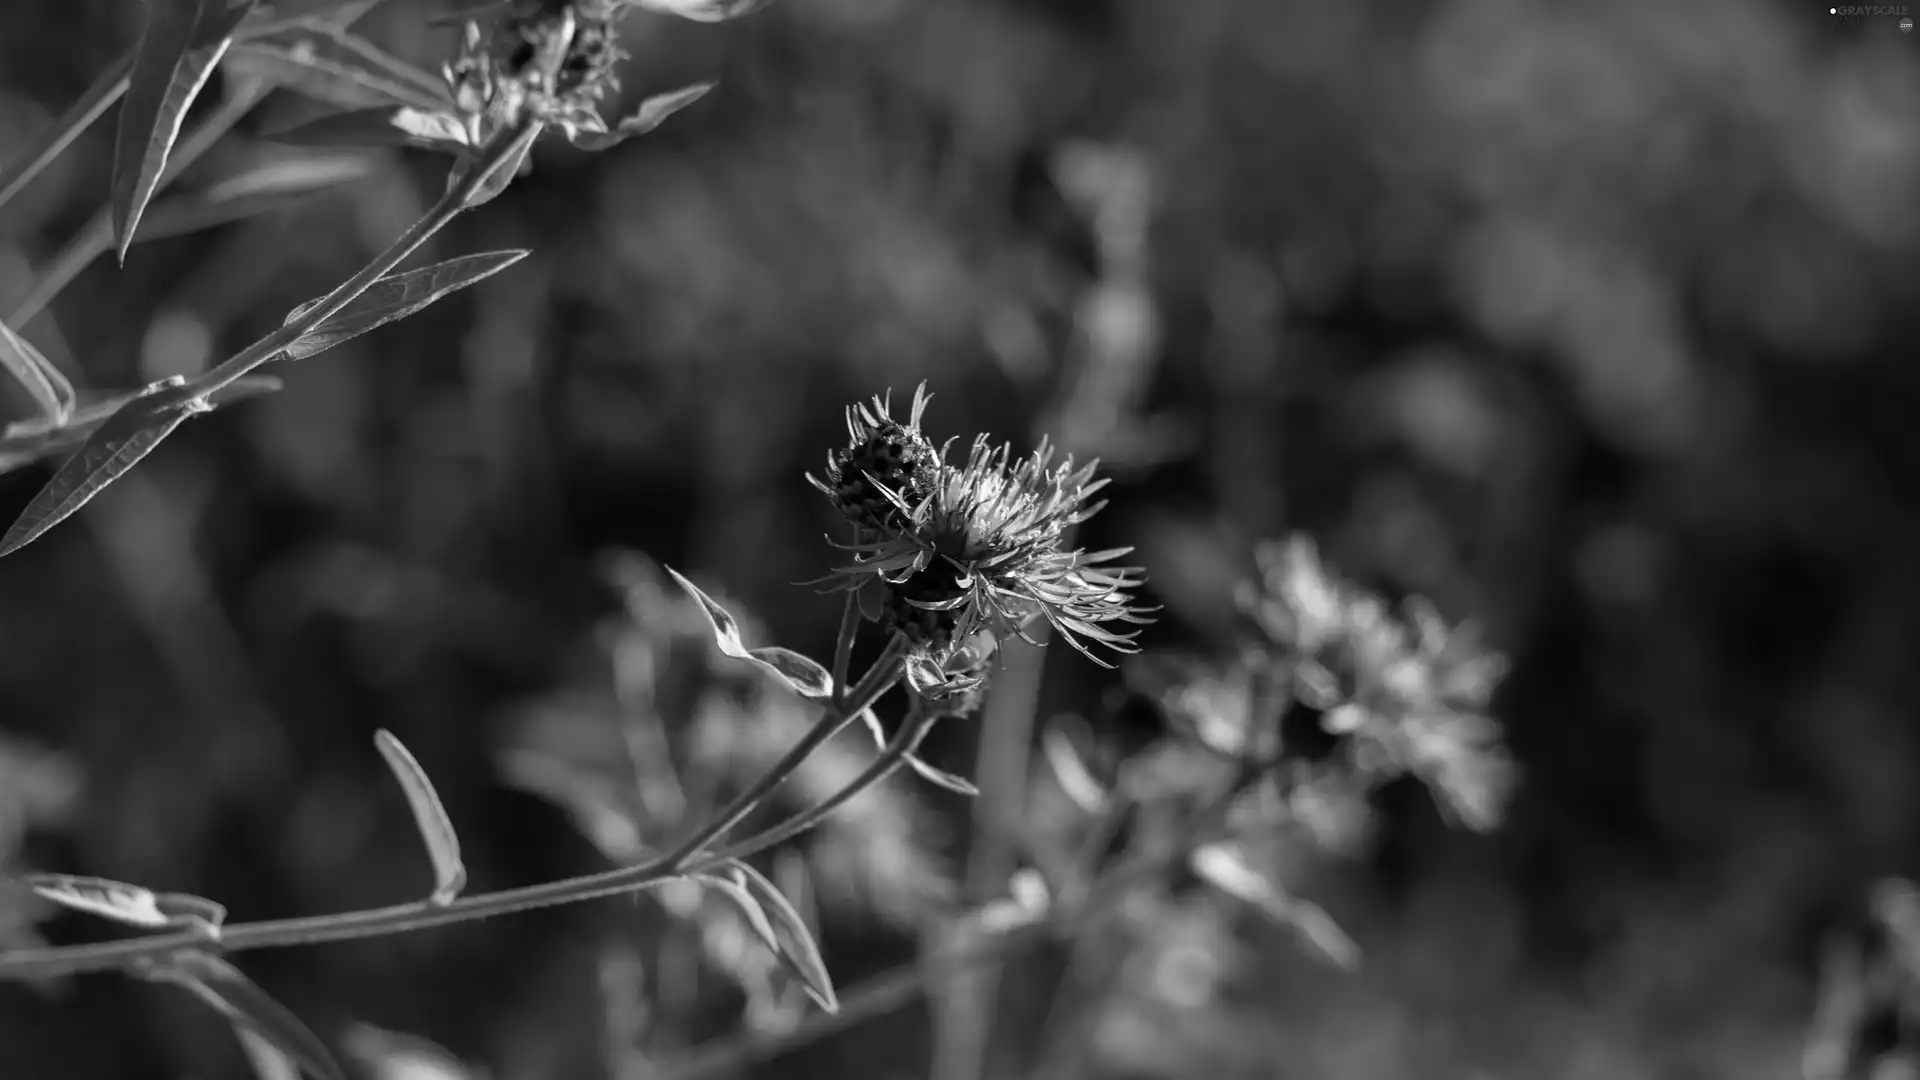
[
  {"xmin": 721, "ymin": 859, "xmax": 839, "ymax": 1012},
  {"xmin": 144, "ymin": 952, "xmax": 347, "ymax": 1080},
  {"xmin": 23, "ymin": 874, "xmax": 226, "ymax": 937},
  {"xmin": 456, "ymin": 127, "xmax": 536, "ymax": 209},
  {"xmin": 238, "ymin": 1028, "xmax": 305, "ymax": 1080},
  {"xmin": 694, "ymin": 873, "xmax": 781, "ymax": 955},
  {"xmin": 136, "ymin": 155, "xmax": 375, "ymax": 242},
  {"xmin": 665, "ymin": 567, "xmax": 834, "ymax": 699},
  {"xmin": 373, "ymin": 731, "xmax": 465, "ymax": 904},
  {"xmin": 0, "ymin": 377, "xmax": 207, "ymax": 558},
  {"xmin": 1189, "ymin": 842, "xmax": 1360, "ymax": 971},
  {"xmin": 114, "ymin": 0, "xmax": 261, "ymax": 260},
  {"xmin": 905, "ymin": 754, "xmax": 977, "ymax": 796},
  {"xmin": 264, "ymin": 106, "xmax": 470, "ymax": 153},
  {"xmin": 1041, "ymin": 715, "xmax": 1110, "ymax": 813},
  {"xmin": 280, "ymin": 249, "xmax": 528, "ymax": 361},
  {"xmin": 0, "ymin": 319, "xmax": 74, "ymax": 425},
  {"xmin": 629, "ymin": 0, "xmax": 778, "ymax": 22},
  {"xmin": 225, "ymin": 30, "xmax": 451, "ymax": 113},
  {"xmin": 0, "ymin": 375, "xmax": 279, "ymax": 474},
  {"xmin": 569, "ymin": 82, "xmax": 714, "ymax": 152}
]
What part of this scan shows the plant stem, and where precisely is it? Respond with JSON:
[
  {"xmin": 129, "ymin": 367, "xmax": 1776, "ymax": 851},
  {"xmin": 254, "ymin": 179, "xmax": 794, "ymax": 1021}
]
[
  {"xmin": 0, "ymin": 56, "xmax": 132, "ymax": 215},
  {"xmin": 694, "ymin": 693, "xmax": 938, "ymax": 870},
  {"xmin": 662, "ymin": 634, "xmax": 907, "ymax": 870},
  {"xmin": 184, "ymin": 119, "xmax": 542, "ymax": 403},
  {"xmin": 8, "ymin": 77, "xmax": 268, "ymax": 329},
  {"xmin": 660, "ymin": 758, "xmax": 1273, "ymax": 1080},
  {"xmin": 0, "ymin": 633, "xmax": 907, "ymax": 982}
]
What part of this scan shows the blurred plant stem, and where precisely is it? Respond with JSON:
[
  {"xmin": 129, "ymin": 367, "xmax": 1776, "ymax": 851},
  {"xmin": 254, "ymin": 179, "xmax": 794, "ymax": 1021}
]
[
  {"xmin": 661, "ymin": 755, "xmax": 1274, "ymax": 1080},
  {"xmin": 7, "ymin": 76, "xmax": 270, "ymax": 330},
  {"xmin": 0, "ymin": 57, "xmax": 132, "ymax": 214},
  {"xmin": 0, "ymin": 632, "xmax": 910, "ymax": 980}
]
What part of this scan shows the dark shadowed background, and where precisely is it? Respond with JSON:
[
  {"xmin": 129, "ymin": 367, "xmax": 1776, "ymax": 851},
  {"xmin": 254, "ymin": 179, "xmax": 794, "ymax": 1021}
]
[{"xmin": 2, "ymin": 0, "xmax": 1918, "ymax": 1077}]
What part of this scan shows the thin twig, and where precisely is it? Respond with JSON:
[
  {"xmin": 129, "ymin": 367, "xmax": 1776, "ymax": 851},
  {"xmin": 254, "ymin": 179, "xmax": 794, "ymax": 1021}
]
[
  {"xmin": 0, "ymin": 56, "xmax": 132, "ymax": 214},
  {"xmin": 661, "ymin": 758, "xmax": 1272, "ymax": 1080}
]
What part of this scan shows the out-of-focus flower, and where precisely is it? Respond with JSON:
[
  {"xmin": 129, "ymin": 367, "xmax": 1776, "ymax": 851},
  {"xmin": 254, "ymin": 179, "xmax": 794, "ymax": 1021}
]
[{"xmin": 1237, "ymin": 534, "xmax": 1515, "ymax": 831}]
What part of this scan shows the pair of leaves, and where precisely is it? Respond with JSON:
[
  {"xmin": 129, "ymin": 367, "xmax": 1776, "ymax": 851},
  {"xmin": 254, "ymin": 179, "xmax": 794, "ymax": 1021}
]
[
  {"xmin": 0, "ymin": 375, "xmax": 280, "ymax": 476},
  {"xmin": 0, "ymin": 320, "xmax": 75, "ymax": 428},
  {"xmin": 113, "ymin": 0, "xmax": 262, "ymax": 261},
  {"xmin": 696, "ymin": 858, "xmax": 838, "ymax": 1013},
  {"xmin": 0, "ymin": 249, "xmax": 526, "ymax": 557}
]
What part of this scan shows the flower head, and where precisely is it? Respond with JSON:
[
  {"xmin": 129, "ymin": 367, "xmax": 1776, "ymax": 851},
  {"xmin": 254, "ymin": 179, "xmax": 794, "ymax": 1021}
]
[
  {"xmin": 811, "ymin": 385, "xmax": 1156, "ymax": 683},
  {"xmin": 445, "ymin": 0, "xmax": 633, "ymax": 148}
]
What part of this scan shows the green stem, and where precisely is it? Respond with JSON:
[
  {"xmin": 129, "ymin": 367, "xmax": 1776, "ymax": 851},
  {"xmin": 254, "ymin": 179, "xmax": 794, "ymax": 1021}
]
[
  {"xmin": 694, "ymin": 691, "xmax": 937, "ymax": 870},
  {"xmin": 0, "ymin": 641, "xmax": 907, "ymax": 982},
  {"xmin": 662, "ymin": 634, "xmax": 907, "ymax": 870},
  {"xmin": 184, "ymin": 120, "xmax": 542, "ymax": 403},
  {"xmin": 7, "ymin": 78, "xmax": 267, "ymax": 329},
  {"xmin": 661, "ymin": 758, "xmax": 1273, "ymax": 1080},
  {"xmin": 0, "ymin": 56, "xmax": 132, "ymax": 216}
]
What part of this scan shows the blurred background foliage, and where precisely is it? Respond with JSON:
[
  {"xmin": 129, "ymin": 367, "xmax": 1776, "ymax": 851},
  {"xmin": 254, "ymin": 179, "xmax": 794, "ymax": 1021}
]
[{"xmin": 1, "ymin": 0, "xmax": 1918, "ymax": 1077}]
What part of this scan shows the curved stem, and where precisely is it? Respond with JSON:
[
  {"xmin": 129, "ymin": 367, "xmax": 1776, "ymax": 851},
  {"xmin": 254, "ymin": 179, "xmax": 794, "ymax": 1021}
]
[
  {"xmin": 0, "ymin": 637, "xmax": 908, "ymax": 982},
  {"xmin": 661, "ymin": 757, "xmax": 1274, "ymax": 1080},
  {"xmin": 663, "ymin": 634, "xmax": 907, "ymax": 869},
  {"xmin": 696, "ymin": 692, "xmax": 938, "ymax": 870}
]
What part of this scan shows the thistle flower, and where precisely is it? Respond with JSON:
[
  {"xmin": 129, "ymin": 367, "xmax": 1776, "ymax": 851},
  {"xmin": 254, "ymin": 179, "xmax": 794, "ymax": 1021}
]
[
  {"xmin": 445, "ymin": 0, "xmax": 633, "ymax": 148},
  {"xmin": 811, "ymin": 386, "xmax": 1156, "ymax": 682}
]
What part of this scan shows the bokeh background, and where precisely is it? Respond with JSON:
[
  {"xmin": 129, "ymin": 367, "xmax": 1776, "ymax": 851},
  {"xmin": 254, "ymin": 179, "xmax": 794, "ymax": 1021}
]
[{"xmin": 2, "ymin": 0, "xmax": 1919, "ymax": 1077}]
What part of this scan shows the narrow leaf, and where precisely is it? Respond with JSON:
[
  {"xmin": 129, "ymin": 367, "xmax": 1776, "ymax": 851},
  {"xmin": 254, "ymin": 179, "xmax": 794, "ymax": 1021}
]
[
  {"xmin": 666, "ymin": 567, "xmax": 834, "ymax": 699},
  {"xmin": 225, "ymin": 31, "xmax": 451, "ymax": 113},
  {"xmin": 695, "ymin": 873, "xmax": 781, "ymax": 956},
  {"xmin": 23, "ymin": 874, "xmax": 226, "ymax": 937},
  {"xmin": 280, "ymin": 249, "xmax": 529, "ymax": 361},
  {"xmin": 569, "ymin": 82, "xmax": 714, "ymax": 152},
  {"xmin": 136, "ymin": 155, "xmax": 374, "ymax": 242},
  {"xmin": 629, "ymin": 0, "xmax": 778, "ymax": 22},
  {"xmin": 457, "ymin": 127, "xmax": 536, "ymax": 209},
  {"xmin": 1189, "ymin": 842, "xmax": 1361, "ymax": 971},
  {"xmin": 238, "ymin": 1028, "xmax": 305, "ymax": 1080},
  {"xmin": 0, "ymin": 319, "xmax": 74, "ymax": 425},
  {"xmin": 373, "ymin": 730, "xmax": 465, "ymax": 904},
  {"xmin": 147, "ymin": 952, "xmax": 348, "ymax": 1080},
  {"xmin": 0, "ymin": 378, "xmax": 206, "ymax": 558},
  {"xmin": 904, "ymin": 754, "xmax": 978, "ymax": 797},
  {"xmin": 0, "ymin": 375, "xmax": 279, "ymax": 474},
  {"xmin": 114, "ymin": 0, "xmax": 261, "ymax": 261},
  {"xmin": 1041, "ymin": 716, "xmax": 1110, "ymax": 813},
  {"xmin": 724, "ymin": 858, "xmax": 839, "ymax": 1012},
  {"xmin": 264, "ymin": 106, "xmax": 470, "ymax": 153}
]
